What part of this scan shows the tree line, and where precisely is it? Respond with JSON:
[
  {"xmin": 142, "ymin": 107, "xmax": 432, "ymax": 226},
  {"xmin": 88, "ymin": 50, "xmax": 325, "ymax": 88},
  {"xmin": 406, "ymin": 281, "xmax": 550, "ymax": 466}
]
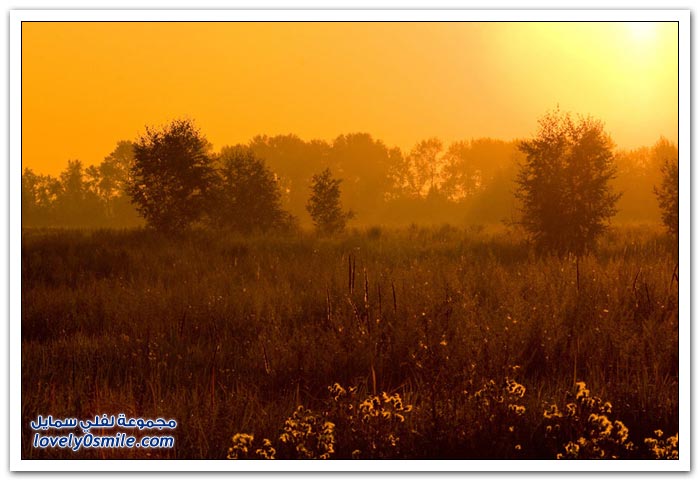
[
  {"xmin": 21, "ymin": 122, "xmax": 522, "ymax": 229},
  {"xmin": 22, "ymin": 141, "xmax": 140, "ymax": 228},
  {"xmin": 21, "ymin": 112, "xmax": 678, "ymax": 252}
]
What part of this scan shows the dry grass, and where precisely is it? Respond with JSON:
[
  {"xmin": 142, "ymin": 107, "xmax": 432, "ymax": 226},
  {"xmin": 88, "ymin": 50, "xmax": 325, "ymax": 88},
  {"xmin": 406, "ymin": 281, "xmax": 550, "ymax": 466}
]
[{"xmin": 21, "ymin": 225, "xmax": 678, "ymax": 459}]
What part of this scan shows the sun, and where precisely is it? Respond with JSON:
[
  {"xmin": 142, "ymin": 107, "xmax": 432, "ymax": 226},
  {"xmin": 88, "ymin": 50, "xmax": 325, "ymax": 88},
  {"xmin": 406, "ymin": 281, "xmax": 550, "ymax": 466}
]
[{"xmin": 625, "ymin": 22, "xmax": 658, "ymax": 42}]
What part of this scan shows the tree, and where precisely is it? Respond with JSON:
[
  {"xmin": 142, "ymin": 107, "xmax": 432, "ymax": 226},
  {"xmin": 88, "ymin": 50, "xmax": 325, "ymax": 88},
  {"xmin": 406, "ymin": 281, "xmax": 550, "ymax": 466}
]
[
  {"xmin": 128, "ymin": 119, "xmax": 216, "ymax": 232},
  {"xmin": 22, "ymin": 168, "xmax": 60, "ymax": 227},
  {"xmin": 94, "ymin": 141, "xmax": 134, "ymax": 199},
  {"xmin": 211, "ymin": 146, "xmax": 294, "ymax": 233},
  {"xmin": 441, "ymin": 138, "xmax": 518, "ymax": 202},
  {"xmin": 404, "ymin": 138, "xmax": 444, "ymax": 198},
  {"xmin": 329, "ymin": 133, "xmax": 394, "ymax": 221},
  {"xmin": 306, "ymin": 168, "xmax": 354, "ymax": 235},
  {"xmin": 100, "ymin": 140, "xmax": 142, "ymax": 226},
  {"xmin": 440, "ymin": 140, "xmax": 481, "ymax": 201},
  {"xmin": 248, "ymin": 134, "xmax": 330, "ymax": 222},
  {"xmin": 467, "ymin": 160, "xmax": 520, "ymax": 225},
  {"xmin": 653, "ymin": 138, "xmax": 679, "ymax": 236},
  {"xmin": 55, "ymin": 159, "xmax": 103, "ymax": 226},
  {"xmin": 515, "ymin": 110, "xmax": 620, "ymax": 255}
]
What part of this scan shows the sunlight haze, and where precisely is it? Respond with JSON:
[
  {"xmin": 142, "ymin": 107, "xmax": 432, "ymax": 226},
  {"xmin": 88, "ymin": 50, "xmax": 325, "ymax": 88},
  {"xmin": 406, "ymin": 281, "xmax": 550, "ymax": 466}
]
[{"xmin": 22, "ymin": 21, "xmax": 678, "ymax": 175}]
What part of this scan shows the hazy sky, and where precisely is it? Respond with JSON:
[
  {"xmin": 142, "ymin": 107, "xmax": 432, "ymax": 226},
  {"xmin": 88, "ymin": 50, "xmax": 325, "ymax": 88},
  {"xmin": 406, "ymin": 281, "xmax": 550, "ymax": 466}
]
[{"xmin": 22, "ymin": 21, "xmax": 678, "ymax": 175}]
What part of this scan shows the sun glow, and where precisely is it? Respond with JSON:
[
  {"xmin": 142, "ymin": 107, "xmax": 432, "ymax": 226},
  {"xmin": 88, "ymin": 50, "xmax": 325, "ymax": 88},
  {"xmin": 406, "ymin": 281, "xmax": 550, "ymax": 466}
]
[
  {"xmin": 22, "ymin": 22, "xmax": 678, "ymax": 176},
  {"xmin": 625, "ymin": 22, "xmax": 658, "ymax": 42}
]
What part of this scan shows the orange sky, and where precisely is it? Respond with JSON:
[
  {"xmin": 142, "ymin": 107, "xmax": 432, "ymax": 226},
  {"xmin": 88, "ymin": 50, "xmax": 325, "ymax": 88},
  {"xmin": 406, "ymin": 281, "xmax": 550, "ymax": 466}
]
[{"xmin": 22, "ymin": 21, "xmax": 678, "ymax": 176}]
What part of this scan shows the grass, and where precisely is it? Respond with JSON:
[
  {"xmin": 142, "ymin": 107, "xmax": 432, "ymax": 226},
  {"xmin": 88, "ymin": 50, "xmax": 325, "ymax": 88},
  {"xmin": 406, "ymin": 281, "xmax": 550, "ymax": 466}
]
[{"xmin": 21, "ymin": 225, "xmax": 679, "ymax": 459}]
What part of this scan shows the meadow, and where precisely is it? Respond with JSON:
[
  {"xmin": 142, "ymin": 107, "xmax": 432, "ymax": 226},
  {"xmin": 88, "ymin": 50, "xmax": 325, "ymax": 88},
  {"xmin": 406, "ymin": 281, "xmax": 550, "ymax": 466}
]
[{"xmin": 21, "ymin": 225, "xmax": 679, "ymax": 459}]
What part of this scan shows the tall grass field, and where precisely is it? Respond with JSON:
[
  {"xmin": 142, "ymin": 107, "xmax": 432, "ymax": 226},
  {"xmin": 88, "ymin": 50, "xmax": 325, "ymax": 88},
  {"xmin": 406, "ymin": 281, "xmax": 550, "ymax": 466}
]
[{"xmin": 21, "ymin": 225, "xmax": 679, "ymax": 459}]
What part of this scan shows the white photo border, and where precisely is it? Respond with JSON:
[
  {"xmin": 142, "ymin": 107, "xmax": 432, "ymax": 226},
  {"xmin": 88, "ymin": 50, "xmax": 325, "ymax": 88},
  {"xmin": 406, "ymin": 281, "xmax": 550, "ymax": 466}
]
[{"xmin": 9, "ymin": 8, "xmax": 690, "ymax": 472}]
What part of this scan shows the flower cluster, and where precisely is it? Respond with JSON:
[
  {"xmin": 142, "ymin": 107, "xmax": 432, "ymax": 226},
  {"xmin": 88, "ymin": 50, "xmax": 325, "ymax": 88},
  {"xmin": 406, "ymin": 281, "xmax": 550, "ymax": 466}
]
[
  {"xmin": 255, "ymin": 438, "xmax": 277, "ymax": 460},
  {"xmin": 358, "ymin": 392, "xmax": 413, "ymax": 423},
  {"xmin": 544, "ymin": 381, "xmax": 634, "ymax": 459},
  {"xmin": 327, "ymin": 383, "xmax": 413, "ymax": 459},
  {"xmin": 279, "ymin": 405, "xmax": 335, "ymax": 459},
  {"xmin": 472, "ymin": 377, "xmax": 527, "ymax": 417},
  {"xmin": 644, "ymin": 430, "xmax": 679, "ymax": 460},
  {"xmin": 462, "ymin": 372, "xmax": 529, "ymax": 457},
  {"xmin": 227, "ymin": 433, "xmax": 255, "ymax": 459},
  {"xmin": 227, "ymin": 377, "xmax": 679, "ymax": 460},
  {"xmin": 506, "ymin": 378, "xmax": 527, "ymax": 398},
  {"xmin": 227, "ymin": 433, "xmax": 277, "ymax": 460},
  {"xmin": 329, "ymin": 382, "xmax": 356, "ymax": 402}
]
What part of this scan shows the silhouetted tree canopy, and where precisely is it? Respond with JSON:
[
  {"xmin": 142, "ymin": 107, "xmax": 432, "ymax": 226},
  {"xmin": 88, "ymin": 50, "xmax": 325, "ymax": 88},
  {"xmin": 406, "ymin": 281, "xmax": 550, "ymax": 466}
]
[
  {"xmin": 54, "ymin": 160, "xmax": 105, "ymax": 226},
  {"xmin": 442, "ymin": 139, "xmax": 518, "ymax": 201},
  {"xmin": 248, "ymin": 134, "xmax": 330, "ymax": 221},
  {"xmin": 516, "ymin": 110, "xmax": 620, "ymax": 255},
  {"xmin": 128, "ymin": 119, "xmax": 217, "ymax": 232},
  {"xmin": 402, "ymin": 138, "xmax": 444, "ymax": 198},
  {"xmin": 88, "ymin": 141, "xmax": 140, "ymax": 223},
  {"xmin": 653, "ymin": 138, "xmax": 679, "ymax": 236},
  {"xmin": 211, "ymin": 146, "xmax": 295, "ymax": 233},
  {"xmin": 330, "ymin": 133, "xmax": 396, "ymax": 223},
  {"xmin": 95, "ymin": 141, "xmax": 134, "ymax": 197},
  {"xmin": 22, "ymin": 168, "xmax": 60, "ymax": 226},
  {"xmin": 467, "ymin": 160, "xmax": 520, "ymax": 225},
  {"xmin": 306, "ymin": 168, "xmax": 354, "ymax": 235},
  {"xmin": 23, "ymin": 119, "xmax": 674, "ymax": 231}
]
